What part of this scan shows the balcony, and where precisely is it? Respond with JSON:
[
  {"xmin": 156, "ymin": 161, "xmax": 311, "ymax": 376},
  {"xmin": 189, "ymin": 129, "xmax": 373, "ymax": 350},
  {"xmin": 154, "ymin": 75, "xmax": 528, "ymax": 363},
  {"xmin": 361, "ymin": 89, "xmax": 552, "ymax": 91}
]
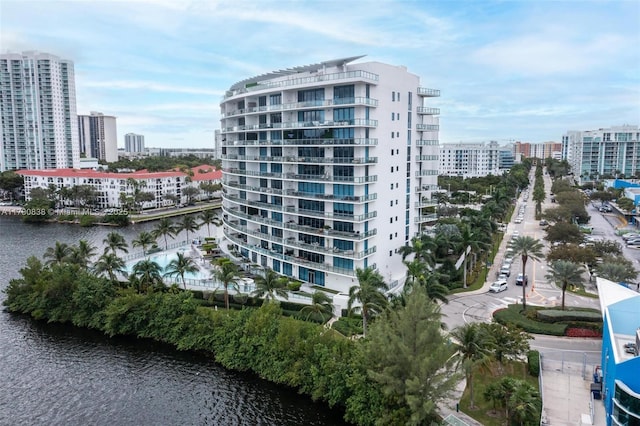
[
  {"xmin": 416, "ymin": 107, "xmax": 440, "ymax": 115},
  {"xmin": 224, "ymin": 181, "xmax": 283, "ymax": 195},
  {"xmin": 415, "ymin": 170, "xmax": 438, "ymax": 177},
  {"xmin": 416, "ymin": 124, "xmax": 440, "ymax": 131},
  {"xmin": 415, "ymin": 155, "xmax": 439, "ymax": 161},
  {"xmin": 415, "ymin": 200, "xmax": 438, "ymax": 208},
  {"xmin": 283, "ymin": 190, "xmax": 376, "ymax": 203},
  {"xmin": 225, "ymin": 196, "xmax": 284, "ymax": 212},
  {"xmin": 221, "ymin": 97, "xmax": 379, "ymax": 117},
  {"xmin": 223, "ymin": 70, "xmax": 379, "ymax": 100},
  {"xmin": 223, "ymin": 155, "xmax": 377, "ymax": 165},
  {"xmin": 417, "ymin": 87, "xmax": 441, "ymax": 97},
  {"xmin": 283, "ymin": 221, "xmax": 376, "ymax": 241},
  {"xmin": 415, "ymin": 214, "xmax": 438, "ymax": 223},
  {"xmin": 220, "ymin": 118, "xmax": 377, "ymax": 133},
  {"xmin": 284, "ymin": 205, "xmax": 377, "ymax": 222},
  {"xmin": 222, "ymin": 138, "xmax": 378, "ymax": 147},
  {"xmin": 415, "ymin": 185, "xmax": 439, "ymax": 192}
]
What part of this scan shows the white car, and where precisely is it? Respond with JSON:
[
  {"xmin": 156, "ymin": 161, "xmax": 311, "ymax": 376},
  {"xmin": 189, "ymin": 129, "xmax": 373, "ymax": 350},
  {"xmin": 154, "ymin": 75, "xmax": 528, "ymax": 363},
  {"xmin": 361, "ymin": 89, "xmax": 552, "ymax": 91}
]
[
  {"xmin": 514, "ymin": 218, "xmax": 522, "ymax": 224},
  {"xmin": 489, "ymin": 280, "xmax": 508, "ymax": 293},
  {"xmin": 512, "ymin": 231, "xmax": 520, "ymax": 237}
]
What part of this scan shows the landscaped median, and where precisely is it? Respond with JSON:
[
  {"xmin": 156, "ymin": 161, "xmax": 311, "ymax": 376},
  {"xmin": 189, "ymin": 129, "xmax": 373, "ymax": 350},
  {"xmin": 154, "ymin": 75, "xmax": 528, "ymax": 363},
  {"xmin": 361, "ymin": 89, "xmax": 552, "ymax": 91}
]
[{"xmin": 493, "ymin": 304, "xmax": 602, "ymax": 337}]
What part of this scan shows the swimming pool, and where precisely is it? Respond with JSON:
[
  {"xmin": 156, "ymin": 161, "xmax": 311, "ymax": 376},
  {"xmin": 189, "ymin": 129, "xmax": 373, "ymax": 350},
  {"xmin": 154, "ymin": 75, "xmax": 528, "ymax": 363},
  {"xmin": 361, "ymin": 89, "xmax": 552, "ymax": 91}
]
[{"xmin": 126, "ymin": 250, "xmax": 211, "ymax": 280}]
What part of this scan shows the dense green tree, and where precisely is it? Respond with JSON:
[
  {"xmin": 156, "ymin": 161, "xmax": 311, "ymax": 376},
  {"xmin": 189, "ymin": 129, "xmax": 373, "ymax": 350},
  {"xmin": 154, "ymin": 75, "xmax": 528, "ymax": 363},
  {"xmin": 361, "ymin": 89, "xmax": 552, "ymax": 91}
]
[
  {"xmin": 509, "ymin": 381, "xmax": 541, "ymax": 426},
  {"xmin": 617, "ymin": 197, "xmax": 635, "ymax": 212},
  {"xmin": 450, "ymin": 322, "xmax": 494, "ymax": 409},
  {"xmin": 397, "ymin": 234, "xmax": 436, "ymax": 267},
  {"xmin": 510, "ymin": 236, "xmax": 544, "ymax": 311},
  {"xmin": 545, "ymin": 222, "xmax": 584, "ymax": 245},
  {"xmin": 153, "ymin": 217, "xmax": 176, "ymax": 250},
  {"xmin": 68, "ymin": 239, "xmax": 98, "ymax": 269},
  {"xmin": 546, "ymin": 260, "xmax": 585, "ymax": 309},
  {"xmin": 164, "ymin": 252, "xmax": 199, "ymax": 290},
  {"xmin": 547, "ymin": 244, "xmax": 596, "ymax": 266},
  {"xmin": 591, "ymin": 240, "xmax": 622, "ymax": 257},
  {"xmin": 479, "ymin": 322, "xmax": 530, "ymax": 367},
  {"xmin": 364, "ymin": 287, "xmax": 460, "ymax": 425},
  {"xmin": 457, "ymin": 223, "xmax": 486, "ymax": 288},
  {"xmin": 348, "ymin": 267, "xmax": 388, "ymax": 337},
  {"xmin": 22, "ymin": 198, "xmax": 53, "ymax": 223},
  {"xmin": 213, "ymin": 258, "xmax": 241, "ymax": 310},
  {"xmin": 182, "ymin": 186, "xmax": 201, "ymax": 204},
  {"xmin": 251, "ymin": 268, "xmax": 289, "ymax": 303}
]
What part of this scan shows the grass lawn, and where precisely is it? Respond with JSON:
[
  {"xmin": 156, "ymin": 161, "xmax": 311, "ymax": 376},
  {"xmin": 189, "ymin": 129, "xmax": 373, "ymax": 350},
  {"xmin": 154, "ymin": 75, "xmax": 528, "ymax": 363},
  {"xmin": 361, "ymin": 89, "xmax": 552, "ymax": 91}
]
[{"xmin": 460, "ymin": 360, "xmax": 541, "ymax": 426}]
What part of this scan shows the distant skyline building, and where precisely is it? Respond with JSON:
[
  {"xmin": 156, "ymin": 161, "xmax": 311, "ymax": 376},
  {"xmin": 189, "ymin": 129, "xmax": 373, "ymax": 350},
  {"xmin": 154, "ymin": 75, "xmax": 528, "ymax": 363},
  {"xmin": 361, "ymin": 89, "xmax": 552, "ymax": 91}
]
[
  {"xmin": 562, "ymin": 125, "xmax": 640, "ymax": 183},
  {"xmin": 439, "ymin": 141, "xmax": 501, "ymax": 177},
  {"xmin": 220, "ymin": 56, "xmax": 440, "ymax": 292},
  {"xmin": 514, "ymin": 141, "xmax": 562, "ymax": 160},
  {"xmin": 0, "ymin": 51, "xmax": 80, "ymax": 171},
  {"xmin": 124, "ymin": 133, "xmax": 145, "ymax": 153},
  {"xmin": 77, "ymin": 111, "xmax": 118, "ymax": 162}
]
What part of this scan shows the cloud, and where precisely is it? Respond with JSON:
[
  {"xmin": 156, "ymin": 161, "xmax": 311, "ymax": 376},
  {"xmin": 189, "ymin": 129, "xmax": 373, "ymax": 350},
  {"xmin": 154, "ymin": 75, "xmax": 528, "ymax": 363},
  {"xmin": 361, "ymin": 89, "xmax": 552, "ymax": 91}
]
[{"xmin": 81, "ymin": 80, "xmax": 223, "ymax": 96}]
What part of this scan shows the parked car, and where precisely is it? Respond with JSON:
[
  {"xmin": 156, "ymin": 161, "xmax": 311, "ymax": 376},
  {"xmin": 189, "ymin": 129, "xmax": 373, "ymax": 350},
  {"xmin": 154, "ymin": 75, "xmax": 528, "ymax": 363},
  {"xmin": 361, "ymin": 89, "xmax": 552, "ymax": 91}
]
[
  {"xmin": 515, "ymin": 273, "xmax": 529, "ymax": 286},
  {"xmin": 498, "ymin": 273, "xmax": 508, "ymax": 281},
  {"xmin": 626, "ymin": 239, "xmax": 640, "ymax": 246},
  {"xmin": 489, "ymin": 280, "xmax": 508, "ymax": 293},
  {"xmin": 539, "ymin": 220, "xmax": 548, "ymax": 226},
  {"xmin": 622, "ymin": 233, "xmax": 640, "ymax": 241},
  {"xmin": 513, "ymin": 231, "xmax": 520, "ymax": 237},
  {"xmin": 515, "ymin": 218, "xmax": 522, "ymax": 224}
]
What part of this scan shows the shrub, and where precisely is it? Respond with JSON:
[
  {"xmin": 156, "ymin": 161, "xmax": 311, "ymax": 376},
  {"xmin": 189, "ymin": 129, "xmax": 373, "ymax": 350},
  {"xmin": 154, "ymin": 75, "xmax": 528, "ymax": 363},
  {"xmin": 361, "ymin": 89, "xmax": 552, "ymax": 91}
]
[
  {"xmin": 536, "ymin": 309, "xmax": 601, "ymax": 323},
  {"xmin": 565, "ymin": 328, "xmax": 602, "ymax": 338},
  {"xmin": 493, "ymin": 305, "xmax": 567, "ymax": 336},
  {"xmin": 79, "ymin": 214, "xmax": 96, "ymax": 227},
  {"xmin": 332, "ymin": 317, "xmax": 363, "ymax": 337},
  {"xmin": 527, "ymin": 350, "xmax": 540, "ymax": 377},
  {"xmin": 287, "ymin": 280, "xmax": 302, "ymax": 292}
]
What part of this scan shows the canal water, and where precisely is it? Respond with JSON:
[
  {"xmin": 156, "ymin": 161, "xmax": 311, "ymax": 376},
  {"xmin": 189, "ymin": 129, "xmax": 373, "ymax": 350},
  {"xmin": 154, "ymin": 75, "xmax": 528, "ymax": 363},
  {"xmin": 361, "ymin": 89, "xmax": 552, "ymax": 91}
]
[{"xmin": 0, "ymin": 215, "xmax": 347, "ymax": 425}]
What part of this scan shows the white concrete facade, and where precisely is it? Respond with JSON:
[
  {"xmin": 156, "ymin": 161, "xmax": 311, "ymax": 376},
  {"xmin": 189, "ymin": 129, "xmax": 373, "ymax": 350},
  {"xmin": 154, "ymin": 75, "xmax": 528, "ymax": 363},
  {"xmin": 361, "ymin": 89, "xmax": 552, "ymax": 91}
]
[
  {"xmin": 220, "ymin": 57, "xmax": 439, "ymax": 292},
  {"xmin": 562, "ymin": 125, "xmax": 640, "ymax": 183},
  {"xmin": 439, "ymin": 141, "xmax": 501, "ymax": 177},
  {"xmin": 0, "ymin": 51, "xmax": 80, "ymax": 171},
  {"xmin": 78, "ymin": 112, "xmax": 118, "ymax": 162}
]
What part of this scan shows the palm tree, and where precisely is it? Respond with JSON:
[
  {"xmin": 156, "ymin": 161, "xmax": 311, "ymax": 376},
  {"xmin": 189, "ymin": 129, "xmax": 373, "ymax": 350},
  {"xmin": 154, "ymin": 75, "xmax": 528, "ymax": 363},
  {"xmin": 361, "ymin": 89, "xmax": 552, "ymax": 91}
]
[
  {"xmin": 403, "ymin": 259, "xmax": 449, "ymax": 304},
  {"xmin": 458, "ymin": 223, "xmax": 486, "ymax": 288},
  {"xmin": 508, "ymin": 381, "xmax": 540, "ymax": 426},
  {"xmin": 300, "ymin": 291, "xmax": 334, "ymax": 321},
  {"xmin": 67, "ymin": 239, "xmax": 97, "ymax": 269},
  {"xmin": 131, "ymin": 258, "xmax": 163, "ymax": 292},
  {"xmin": 450, "ymin": 322, "xmax": 494, "ymax": 409},
  {"xmin": 213, "ymin": 258, "xmax": 240, "ymax": 310},
  {"xmin": 398, "ymin": 234, "xmax": 436, "ymax": 267},
  {"xmin": 164, "ymin": 252, "xmax": 199, "ymax": 290},
  {"xmin": 199, "ymin": 209, "xmax": 221, "ymax": 237},
  {"xmin": 153, "ymin": 218, "xmax": 176, "ymax": 250},
  {"xmin": 545, "ymin": 260, "xmax": 585, "ymax": 310},
  {"xmin": 43, "ymin": 241, "xmax": 71, "ymax": 266},
  {"xmin": 132, "ymin": 231, "xmax": 155, "ymax": 257},
  {"xmin": 93, "ymin": 252, "xmax": 127, "ymax": 283},
  {"xmin": 596, "ymin": 262, "xmax": 638, "ymax": 284},
  {"xmin": 421, "ymin": 271, "xmax": 450, "ymax": 304},
  {"xmin": 103, "ymin": 231, "xmax": 129, "ymax": 256},
  {"xmin": 177, "ymin": 214, "xmax": 200, "ymax": 245},
  {"xmin": 510, "ymin": 236, "xmax": 544, "ymax": 311},
  {"xmin": 348, "ymin": 267, "xmax": 389, "ymax": 337},
  {"xmin": 252, "ymin": 268, "xmax": 289, "ymax": 303}
]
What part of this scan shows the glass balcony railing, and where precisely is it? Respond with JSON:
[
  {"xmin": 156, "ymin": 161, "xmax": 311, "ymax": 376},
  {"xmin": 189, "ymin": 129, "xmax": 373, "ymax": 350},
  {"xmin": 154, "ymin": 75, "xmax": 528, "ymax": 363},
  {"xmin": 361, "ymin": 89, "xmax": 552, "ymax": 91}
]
[
  {"xmin": 222, "ymin": 138, "xmax": 378, "ymax": 147},
  {"xmin": 415, "ymin": 200, "xmax": 438, "ymax": 208},
  {"xmin": 415, "ymin": 185, "xmax": 439, "ymax": 192},
  {"xmin": 415, "ymin": 214, "xmax": 438, "ymax": 223},
  {"xmin": 415, "ymin": 155, "xmax": 439, "ymax": 161},
  {"xmin": 415, "ymin": 170, "xmax": 438, "ymax": 177},
  {"xmin": 223, "ymin": 168, "xmax": 376, "ymax": 183},
  {"xmin": 417, "ymin": 87, "xmax": 441, "ymax": 97},
  {"xmin": 221, "ymin": 118, "xmax": 378, "ymax": 133},
  {"xmin": 224, "ymin": 181, "xmax": 283, "ymax": 195},
  {"xmin": 416, "ymin": 124, "xmax": 440, "ymax": 131},
  {"xmin": 221, "ymin": 97, "xmax": 379, "ymax": 117},
  {"xmin": 283, "ymin": 190, "xmax": 376, "ymax": 203},
  {"xmin": 416, "ymin": 107, "xmax": 440, "ymax": 115},
  {"xmin": 223, "ymin": 70, "xmax": 379, "ymax": 100},
  {"xmin": 222, "ymin": 154, "xmax": 378, "ymax": 164},
  {"xmin": 284, "ymin": 205, "xmax": 376, "ymax": 222}
]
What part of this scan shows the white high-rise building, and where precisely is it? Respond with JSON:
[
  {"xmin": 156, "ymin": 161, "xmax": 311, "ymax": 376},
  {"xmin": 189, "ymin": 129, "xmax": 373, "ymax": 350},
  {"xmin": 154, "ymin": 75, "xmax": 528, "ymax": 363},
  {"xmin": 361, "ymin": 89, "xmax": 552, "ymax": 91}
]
[
  {"xmin": 220, "ymin": 56, "xmax": 440, "ymax": 292},
  {"xmin": 124, "ymin": 133, "xmax": 145, "ymax": 153},
  {"xmin": 78, "ymin": 111, "xmax": 118, "ymax": 162},
  {"xmin": 0, "ymin": 51, "xmax": 80, "ymax": 171},
  {"xmin": 439, "ymin": 141, "xmax": 501, "ymax": 177},
  {"xmin": 562, "ymin": 125, "xmax": 640, "ymax": 183}
]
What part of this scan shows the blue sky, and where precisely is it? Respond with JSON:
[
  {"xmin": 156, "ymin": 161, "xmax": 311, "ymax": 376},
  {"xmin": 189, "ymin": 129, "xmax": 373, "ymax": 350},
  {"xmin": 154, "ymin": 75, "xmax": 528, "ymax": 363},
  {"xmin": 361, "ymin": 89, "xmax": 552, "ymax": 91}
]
[{"xmin": 2, "ymin": 0, "xmax": 639, "ymax": 148}]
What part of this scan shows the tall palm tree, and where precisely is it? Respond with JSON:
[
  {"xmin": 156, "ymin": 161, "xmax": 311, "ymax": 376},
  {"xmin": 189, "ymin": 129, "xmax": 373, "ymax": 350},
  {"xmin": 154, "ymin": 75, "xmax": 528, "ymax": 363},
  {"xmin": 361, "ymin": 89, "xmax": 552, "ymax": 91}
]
[
  {"xmin": 103, "ymin": 231, "xmax": 129, "ymax": 256},
  {"xmin": 252, "ymin": 268, "xmax": 289, "ymax": 303},
  {"xmin": 131, "ymin": 258, "xmax": 163, "ymax": 292},
  {"xmin": 43, "ymin": 241, "xmax": 71, "ymax": 266},
  {"xmin": 132, "ymin": 231, "xmax": 156, "ymax": 257},
  {"xmin": 398, "ymin": 234, "xmax": 436, "ymax": 267},
  {"xmin": 458, "ymin": 223, "xmax": 486, "ymax": 288},
  {"xmin": 300, "ymin": 291, "xmax": 334, "ymax": 321},
  {"xmin": 348, "ymin": 267, "xmax": 389, "ymax": 337},
  {"xmin": 403, "ymin": 259, "xmax": 449, "ymax": 304},
  {"xmin": 153, "ymin": 217, "xmax": 176, "ymax": 250},
  {"xmin": 199, "ymin": 209, "xmax": 221, "ymax": 237},
  {"xmin": 510, "ymin": 236, "xmax": 544, "ymax": 311},
  {"xmin": 178, "ymin": 214, "xmax": 200, "ymax": 245},
  {"xmin": 450, "ymin": 322, "xmax": 494, "ymax": 409},
  {"xmin": 93, "ymin": 252, "xmax": 127, "ymax": 283},
  {"xmin": 509, "ymin": 381, "xmax": 540, "ymax": 426},
  {"xmin": 421, "ymin": 271, "xmax": 450, "ymax": 304},
  {"xmin": 545, "ymin": 260, "xmax": 584, "ymax": 310},
  {"xmin": 164, "ymin": 252, "xmax": 199, "ymax": 290},
  {"xmin": 213, "ymin": 258, "xmax": 240, "ymax": 310},
  {"xmin": 67, "ymin": 240, "xmax": 97, "ymax": 269}
]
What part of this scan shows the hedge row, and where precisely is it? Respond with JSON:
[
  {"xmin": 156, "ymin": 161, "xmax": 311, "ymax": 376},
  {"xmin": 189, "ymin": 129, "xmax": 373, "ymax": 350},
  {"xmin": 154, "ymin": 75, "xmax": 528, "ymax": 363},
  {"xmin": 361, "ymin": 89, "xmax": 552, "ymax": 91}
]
[
  {"xmin": 527, "ymin": 350, "xmax": 540, "ymax": 377},
  {"xmin": 493, "ymin": 305, "xmax": 568, "ymax": 336},
  {"xmin": 536, "ymin": 309, "xmax": 601, "ymax": 323}
]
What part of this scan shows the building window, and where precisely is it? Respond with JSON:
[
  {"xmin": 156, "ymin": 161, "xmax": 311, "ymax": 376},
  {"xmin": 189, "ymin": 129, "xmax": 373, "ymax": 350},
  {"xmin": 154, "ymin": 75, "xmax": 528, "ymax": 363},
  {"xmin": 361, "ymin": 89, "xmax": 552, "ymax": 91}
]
[
  {"xmin": 390, "ymin": 250, "xmax": 393, "ymax": 257},
  {"xmin": 390, "ymin": 217, "xmax": 393, "ymax": 223},
  {"xmin": 390, "ymin": 183, "xmax": 394, "ymax": 190},
  {"xmin": 390, "ymin": 234, "xmax": 393, "ymax": 240},
  {"xmin": 392, "ymin": 91, "xmax": 395, "ymax": 101},
  {"xmin": 391, "ymin": 132, "xmax": 394, "ymax": 139}
]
